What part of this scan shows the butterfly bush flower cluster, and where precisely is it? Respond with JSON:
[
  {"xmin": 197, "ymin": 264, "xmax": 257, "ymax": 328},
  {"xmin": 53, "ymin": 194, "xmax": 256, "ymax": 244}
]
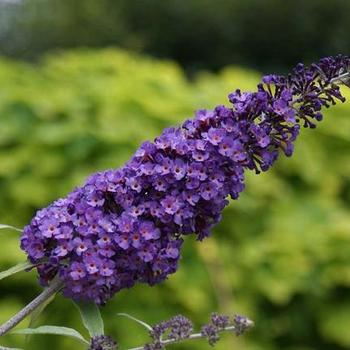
[
  {"xmin": 88, "ymin": 335, "xmax": 117, "ymax": 350},
  {"xmin": 144, "ymin": 315, "xmax": 193, "ymax": 350},
  {"xmin": 20, "ymin": 55, "xmax": 350, "ymax": 304},
  {"xmin": 143, "ymin": 313, "xmax": 252, "ymax": 349},
  {"xmin": 201, "ymin": 313, "xmax": 230, "ymax": 346},
  {"xmin": 150, "ymin": 315, "xmax": 193, "ymax": 341},
  {"xmin": 200, "ymin": 313, "xmax": 251, "ymax": 346}
]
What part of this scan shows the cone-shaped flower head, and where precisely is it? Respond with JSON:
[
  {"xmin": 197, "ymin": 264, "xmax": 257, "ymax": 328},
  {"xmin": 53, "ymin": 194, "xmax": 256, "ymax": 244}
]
[{"xmin": 21, "ymin": 55, "xmax": 350, "ymax": 304}]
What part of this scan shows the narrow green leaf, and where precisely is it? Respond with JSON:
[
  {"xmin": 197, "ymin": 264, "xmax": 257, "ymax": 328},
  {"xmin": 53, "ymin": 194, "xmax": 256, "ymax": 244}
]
[
  {"xmin": 0, "ymin": 224, "xmax": 22, "ymax": 232},
  {"xmin": 117, "ymin": 313, "xmax": 152, "ymax": 331},
  {"xmin": 12, "ymin": 326, "xmax": 89, "ymax": 345},
  {"xmin": 0, "ymin": 261, "xmax": 34, "ymax": 281},
  {"xmin": 74, "ymin": 301, "xmax": 104, "ymax": 337}
]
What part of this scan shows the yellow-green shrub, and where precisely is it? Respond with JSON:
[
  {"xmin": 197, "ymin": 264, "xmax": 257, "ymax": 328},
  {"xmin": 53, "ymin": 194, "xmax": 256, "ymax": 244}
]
[{"xmin": 0, "ymin": 49, "xmax": 350, "ymax": 350}]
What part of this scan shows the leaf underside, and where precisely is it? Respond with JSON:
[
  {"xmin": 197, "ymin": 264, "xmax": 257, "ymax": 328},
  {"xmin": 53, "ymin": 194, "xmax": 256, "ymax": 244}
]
[
  {"xmin": 12, "ymin": 326, "xmax": 89, "ymax": 345},
  {"xmin": 74, "ymin": 301, "xmax": 104, "ymax": 337},
  {"xmin": 117, "ymin": 313, "xmax": 153, "ymax": 331},
  {"xmin": 0, "ymin": 261, "xmax": 34, "ymax": 281}
]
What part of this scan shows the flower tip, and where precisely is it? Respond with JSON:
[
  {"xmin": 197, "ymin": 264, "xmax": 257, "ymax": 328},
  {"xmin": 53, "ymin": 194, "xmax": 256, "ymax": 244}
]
[
  {"xmin": 245, "ymin": 318, "xmax": 254, "ymax": 328},
  {"xmin": 233, "ymin": 314, "xmax": 254, "ymax": 336}
]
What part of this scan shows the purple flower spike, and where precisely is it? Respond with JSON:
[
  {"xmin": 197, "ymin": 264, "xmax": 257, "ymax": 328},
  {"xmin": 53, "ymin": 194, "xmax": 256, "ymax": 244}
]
[{"xmin": 21, "ymin": 55, "xmax": 350, "ymax": 304}]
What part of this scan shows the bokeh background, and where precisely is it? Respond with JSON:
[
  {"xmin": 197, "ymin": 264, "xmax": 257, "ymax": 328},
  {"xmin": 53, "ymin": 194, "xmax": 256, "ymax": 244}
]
[{"xmin": 1, "ymin": 1, "xmax": 350, "ymax": 349}]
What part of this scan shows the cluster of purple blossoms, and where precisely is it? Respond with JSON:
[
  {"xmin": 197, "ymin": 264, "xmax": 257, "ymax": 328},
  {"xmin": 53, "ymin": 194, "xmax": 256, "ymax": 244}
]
[
  {"xmin": 20, "ymin": 55, "xmax": 350, "ymax": 304},
  {"xmin": 144, "ymin": 315, "xmax": 193, "ymax": 350},
  {"xmin": 201, "ymin": 313, "xmax": 251, "ymax": 346},
  {"xmin": 233, "ymin": 314, "xmax": 253, "ymax": 336},
  {"xmin": 150, "ymin": 315, "xmax": 193, "ymax": 341},
  {"xmin": 88, "ymin": 335, "xmax": 117, "ymax": 350},
  {"xmin": 201, "ymin": 313, "xmax": 230, "ymax": 346},
  {"xmin": 143, "ymin": 313, "xmax": 252, "ymax": 349}
]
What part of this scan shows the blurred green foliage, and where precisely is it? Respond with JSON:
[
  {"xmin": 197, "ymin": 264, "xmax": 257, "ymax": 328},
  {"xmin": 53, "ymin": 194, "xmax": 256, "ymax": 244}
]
[
  {"xmin": 1, "ymin": 0, "xmax": 350, "ymax": 73},
  {"xmin": 0, "ymin": 49, "xmax": 350, "ymax": 350}
]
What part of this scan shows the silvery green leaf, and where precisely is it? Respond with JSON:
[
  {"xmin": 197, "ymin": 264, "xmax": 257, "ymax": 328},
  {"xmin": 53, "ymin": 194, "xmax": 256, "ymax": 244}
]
[
  {"xmin": 0, "ymin": 261, "xmax": 34, "ymax": 281},
  {"xmin": 12, "ymin": 326, "xmax": 89, "ymax": 345},
  {"xmin": 117, "ymin": 313, "xmax": 152, "ymax": 331},
  {"xmin": 74, "ymin": 301, "xmax": 104, "ymax": 337},
  {"xmin": 0, "ymin": 224, "xmax": 22, "ymax": 233}
]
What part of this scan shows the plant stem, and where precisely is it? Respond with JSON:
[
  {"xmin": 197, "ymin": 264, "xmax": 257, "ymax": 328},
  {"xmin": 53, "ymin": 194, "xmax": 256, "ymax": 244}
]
[
  {"xmin": 0, "ymin": 278, "xmax": 64, "ymax": 337},
  {"xmin": 330, "ymin": 71, "xmax": 350, "ymax": 83},
  {"xmin": 126, "ymin": 321, "xmax": 254, "ymax": 350}
]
